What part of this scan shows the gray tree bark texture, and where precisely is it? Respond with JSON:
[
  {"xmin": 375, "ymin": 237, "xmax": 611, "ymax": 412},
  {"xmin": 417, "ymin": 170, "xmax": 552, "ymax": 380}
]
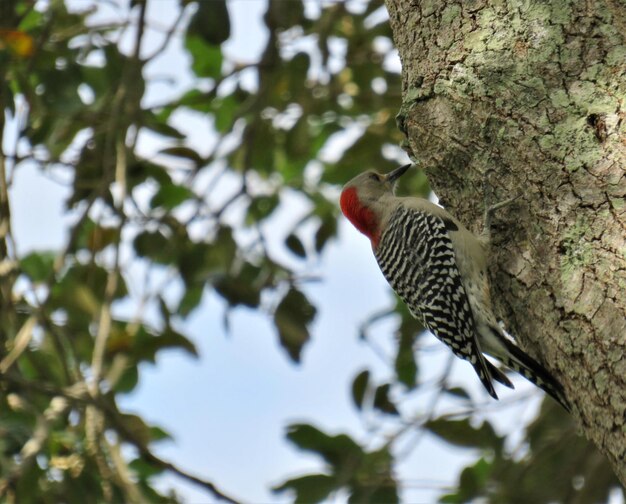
[{"xmin": 386, "ymin": 0, "xmax": 626, "ymax": 485}]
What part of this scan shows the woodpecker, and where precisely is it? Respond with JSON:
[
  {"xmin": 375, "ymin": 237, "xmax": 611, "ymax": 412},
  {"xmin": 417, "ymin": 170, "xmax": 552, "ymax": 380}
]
[{"xmin": 340, "ymin": 164, "xmax": 570, "ymax": 412}]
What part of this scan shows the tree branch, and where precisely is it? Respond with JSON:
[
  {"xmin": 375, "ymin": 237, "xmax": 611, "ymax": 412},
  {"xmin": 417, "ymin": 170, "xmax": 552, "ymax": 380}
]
[{"xmin": 1, "ymin": 373, "xmax": 243, "ymax": 504}]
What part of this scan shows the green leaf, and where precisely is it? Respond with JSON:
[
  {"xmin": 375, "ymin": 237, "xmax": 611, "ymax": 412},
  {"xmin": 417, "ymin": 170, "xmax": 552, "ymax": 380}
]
[
  {"xmin": 439, "ymin": 457, "xmax": 492, "ymax": 503},
  {"xmin": 50, "ymin": 265, "xmax": 128, "ymax": 319},
  {"xmin": 134, "ymin": 231, "xmax": 174, "ymax": 264},
  {"xmin": 265, "ymin": 0, "xmax": 304, "ymax": 29},
  {"xmin": 213, "ymin": 268, "xmax": 261, "ymax": 308},
  {"xmin": 129, "ymin": 158, "xmax": 173, "ymax": 188},
  {"xmin": 314, "ymin": 216, "xmax": 337, "ymax": 253},
  {"xmin": 184, "ymin": 34, "xmax": 223, "ymax": 79},
  {"xmin": 84, "ymin": 224, "xmax": 119, "ymax": 253},
  {"xmin": 284, "ymin": 116, "xmax": 311, "ymax": 166},
  {"xmin": 425, "ymin": 418, "xmax": 502, "ymax": 451},
  {"xmin": 129, "ymin": 458, "xmax": 164, "ymax": 481},
  {"xmin": 445, "ymin": 386, "xmax": 472, "ymax": 400},
  {"xmin": 246, "ymin": 194, "xmax": 280, "ymax": 224},
  {"xmin": 285, "ymin": 423, "xmax": 363, "ymax": 469},
  {"xmin": 177, "ymin": 284, "xmax": 205, "ymax": 317},
  {"xmin": 142, "ymin": 110, "xmax": 186, "ymax": 139},
  {"xmin": 273, "ymin": 474, "xmax": 337, "ymax": 503},
  {"xmin": 19, "ymin": 251, "xmax": 56, "ymax": 282},
  {"xmin": 114, "ymin": 364, "xmax": 139, "ymax": 393},
  {"xmin": 178, "ymin": 227, "xmax": 237, "ymax": 285},
  {"xmin": 308, "ymin": 121, "xmax": 342, "ymax": 161},
  {"xmin": 239, "ymin": 120, "xmax": 275, "ymax": 174},
  {"xmin": 15, "ymin": 464, "xmax": 44, "ymax": 500},
  {"xmin": 173, "ymin": 88, "xmax": 214, "ymax": 114},
  {"xmin": 350, "ymin": 482, "xmax": 398, "ymax": 504},
  {"xmin": 187, "ymin": 0, "xmax": 230, "ymax": 45},
  {"xmin": 149, "ymin": 426, "xmax": 172, "ymax": 443},
  {"xmin": 394, "ymin": 329, "xmax": 417, "ymax": 388},
  {"xmin": 373, "ymin": 383, "xmax": 399, "ymax": 415},
  {"xmin": 133, "ymin": 325, "xmax": 198, "ymax": 363},
  {"xmin": 285, "ymin": 53, "xmax": 311, "ymax": 99},
  {"xmin": 150, "ymin": 182, "xmax": 195, "ymax": 210},
  {"xmin": 366, "ymin": 484, "xmax": 399, "ymax": 504},
  {"xmin": 210, "ymin": 93, "xmax": 241, "ymax": 133},
  {"xmin": 159, "ymin": 146, "xmax": 205, "ymax": 166},
  {"xmin": 285, "ymin": 233, "xmax": 306, "ymax": 258},
  {"xmin": 274, "ymin": 288, "xmax": 316, "ymax": 362},
  {"xmin": 119, "ymin": 413, "xmax": 153, "ymax": 447},
  {"xmin": 17, "ymin": 7, "xmax": 44, "ymax": 32},
  {"xmin": 351, "ymin": 370, "xmax": 370, "ymax": 411}
]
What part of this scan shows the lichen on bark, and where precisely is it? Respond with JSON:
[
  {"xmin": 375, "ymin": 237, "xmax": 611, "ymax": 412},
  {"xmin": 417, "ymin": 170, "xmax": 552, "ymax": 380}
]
[{"xmin": 386, "ymin": 0, "xmax": 626, "ymax": 486}]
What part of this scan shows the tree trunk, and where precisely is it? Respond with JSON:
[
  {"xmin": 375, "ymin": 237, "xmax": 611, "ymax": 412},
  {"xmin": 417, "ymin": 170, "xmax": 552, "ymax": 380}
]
[{"xmin": 386, "ymin": 0, "xmax": 626, "ymax": 485}]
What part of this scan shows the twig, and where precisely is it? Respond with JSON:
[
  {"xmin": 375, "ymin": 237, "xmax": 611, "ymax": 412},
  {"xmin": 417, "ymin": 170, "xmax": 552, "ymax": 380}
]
[
  {"xmin": 138, "ymin": 450, "xmax": 242, "ymax": 504},
  {"xmin": 393, "ymin": 354, "xmax": 455, "ymax": 460},
  {"xmin": 147, "ymin": 4, "xmax": 187, "ymax": 60},
  {"xmin": 0, "ymin": 316, "xmax": 37, "ymax": 373},
  {"xmin": 0, "ymin": 395, "xmax": 71, "ymax": 498},
  {"xmin": 107, "ymin": 438, "xmax": 145, "ymax": 504},
  {"xmin": 91, "ymin": 137, "xmax": 127, "ymax": 386},
  {"xmin": 0, "ymin": 121, "xmax": 13, "ymax": 261},
  {"xmin": 1, "ymin": 374, "xmax": 243, "ymax": 504},
  {"xmin": 86, "ymin": 3, "xmax": 147, "ymax": 498}
]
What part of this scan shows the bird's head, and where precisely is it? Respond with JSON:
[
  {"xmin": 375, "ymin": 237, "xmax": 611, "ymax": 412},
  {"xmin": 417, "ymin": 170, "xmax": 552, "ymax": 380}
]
[{"xmin": 340, "ymin": 164, "xmax": 412, "ymax": 247}]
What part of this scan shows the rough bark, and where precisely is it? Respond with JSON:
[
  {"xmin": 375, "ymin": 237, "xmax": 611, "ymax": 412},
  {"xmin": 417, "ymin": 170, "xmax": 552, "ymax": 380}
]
[{"xmin": 386, "ymin": 0, "xmax": 626, "ymax": 485}]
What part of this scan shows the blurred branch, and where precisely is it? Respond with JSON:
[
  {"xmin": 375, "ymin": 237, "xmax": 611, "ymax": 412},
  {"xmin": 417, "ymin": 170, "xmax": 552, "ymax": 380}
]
[
  {"xmin": 147, "ymin": 3, "xmax": 187, "ymax": 60},
  {"xmin": 0, "ymin": 315, "xmax": 37, "ymax": 374},
  {"xmin": 132, "ymin": 0, "xmax": 147, "ymax": 62},
  {"xmin": 214, "ymin": 181, "xmax": 248, "ymax": 221},
  {"xmin": 85, "ymin": 404, "xmax": 114, "ymax": 500},
  {"xmin": 0, "ymin": 121, "xmax": 13, "ymax": 261},
  {"xmin": 52, "ymin": 190, "xmax": 100, "ymax": 274},
  {"xmin": 0, "ymin": 395, "xmax": 70, "ymax": 498},
  {"xmin": 111, "ymin": 407, "xmax": 243, "ymax": 503},
  {"xmin": 0, "ymin": 112, "xmax": 19, "ymax": 344},
  {"xmin": 136, "ymin": 449, "xmax": 242, "ymax": 504},
  {"xmin": 2, "ymin": 373, "xmax": 243, "ymax": 504},
  {"xmin": 392, "ymin": 354, "xmax": 455, "ymax": 460},
  {"xmin": 84, "ymin": 3, "xmax": 148, "ymax": 498},
  {"xmin": 358, "ymin": 307, "xmax": 397, "ymax": 366},
  {"xmin": 86, "ymin": 139, "xmax": 127, "ymax": 488},
  {"xmin": 91, "ymin": 136, "xmax": 128, "ymax": 386},
  {"xmin": 107, "ymin": 439, "xmax": 145, "ymax": 504},
  {"xmin": 148, "ymin": 62, "xmax": 259, "ymax": 112},
  {"xmin": 93, "ymin": 0, "xmax": 146, "ymax": 385}
]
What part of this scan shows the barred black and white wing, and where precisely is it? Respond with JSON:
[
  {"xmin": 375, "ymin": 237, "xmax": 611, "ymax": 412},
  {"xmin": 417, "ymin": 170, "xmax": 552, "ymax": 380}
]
[{"xmin": 374, "ymin": 205, "xmax": 500, "ymax": 399}]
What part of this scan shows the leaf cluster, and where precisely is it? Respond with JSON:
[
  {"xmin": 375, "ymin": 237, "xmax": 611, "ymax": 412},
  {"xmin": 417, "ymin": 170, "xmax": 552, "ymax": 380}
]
[
  {"xmin": 0, "ymin": 0, "xmax": 407, "ymax": 500},
  {"xmin": 274, "ymin": 423, "xmax": 398, "ymax": 503}
]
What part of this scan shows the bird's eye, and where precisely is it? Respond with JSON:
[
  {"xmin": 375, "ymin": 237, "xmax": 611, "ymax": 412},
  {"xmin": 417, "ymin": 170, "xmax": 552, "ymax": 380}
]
[{"xmin": 369, "ymin": 173, "xmax": 379, "ymax": 181}]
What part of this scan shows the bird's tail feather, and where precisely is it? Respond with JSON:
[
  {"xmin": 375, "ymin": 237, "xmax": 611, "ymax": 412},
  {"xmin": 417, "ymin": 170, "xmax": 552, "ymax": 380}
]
[
  {"xmin": 485, "ymin": 360, "xmax": 514, "ymax": 389},
  {"xmin": 471, "ymin": 355, "xmax": 499, "ymax": 400},
  {"xmin": 492, "ymin": 330, "xmax": 571, "ymax": 412}
]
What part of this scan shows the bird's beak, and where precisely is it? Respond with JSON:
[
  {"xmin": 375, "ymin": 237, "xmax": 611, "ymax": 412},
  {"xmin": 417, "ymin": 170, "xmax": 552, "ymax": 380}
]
[{"xmin": 385, "ymin": 164, "xmax": 412, "ymax": 183}]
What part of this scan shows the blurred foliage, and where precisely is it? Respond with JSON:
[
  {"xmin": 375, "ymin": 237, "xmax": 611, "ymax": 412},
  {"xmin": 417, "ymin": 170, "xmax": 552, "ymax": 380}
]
[
  {"xmin": 0, "ymin": 0, "xmax": 620, "ymax": 502},
  {"xmin": 440, "ymin": 401, "xmax": 620, "ymax": 504},
  {"xmin": 274, "ymin": 423, "xmax": 397, "ymax": 503}
]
